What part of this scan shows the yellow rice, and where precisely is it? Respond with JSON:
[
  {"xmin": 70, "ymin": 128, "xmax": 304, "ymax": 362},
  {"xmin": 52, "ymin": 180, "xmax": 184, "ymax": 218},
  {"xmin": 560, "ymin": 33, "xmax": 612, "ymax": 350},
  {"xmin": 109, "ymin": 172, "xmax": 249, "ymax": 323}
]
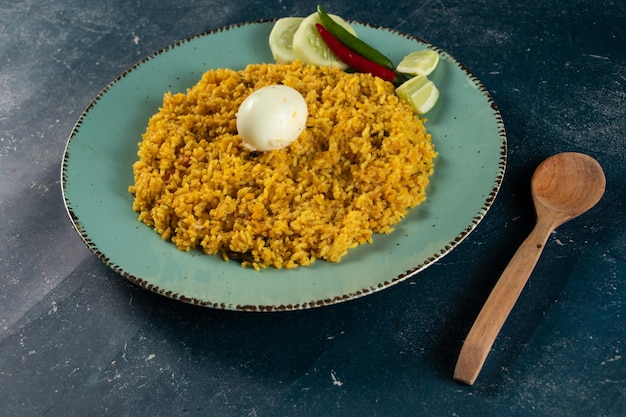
[{"xmin": 129, "ymin": 61, "xmax": 437, "ymax": 269}]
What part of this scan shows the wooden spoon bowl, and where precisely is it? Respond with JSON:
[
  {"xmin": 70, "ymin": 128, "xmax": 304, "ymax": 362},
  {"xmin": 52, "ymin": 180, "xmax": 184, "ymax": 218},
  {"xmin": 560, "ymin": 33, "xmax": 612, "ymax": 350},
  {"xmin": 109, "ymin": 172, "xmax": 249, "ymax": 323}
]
[{"xmin": 532, "ymin": 153, "xmax": 606, "ymax": 228}]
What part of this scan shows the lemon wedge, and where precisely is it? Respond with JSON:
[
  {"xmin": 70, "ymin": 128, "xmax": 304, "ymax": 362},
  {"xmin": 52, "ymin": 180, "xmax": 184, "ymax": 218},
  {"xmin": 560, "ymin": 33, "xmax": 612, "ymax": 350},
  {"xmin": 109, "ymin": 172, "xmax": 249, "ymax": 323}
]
[
  {"xmin": 395, "ymin": 75, "xmax": 440, "ymax": 114},
  {"xmin": 396, "ymin": 50, "xmax": 440, "ymax": 76}
]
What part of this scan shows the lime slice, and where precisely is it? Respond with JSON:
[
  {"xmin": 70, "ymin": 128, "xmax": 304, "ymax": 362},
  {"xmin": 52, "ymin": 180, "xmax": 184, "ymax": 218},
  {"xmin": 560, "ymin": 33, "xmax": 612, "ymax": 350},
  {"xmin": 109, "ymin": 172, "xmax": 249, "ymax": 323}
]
[
  {"xmin": 291, "ymin": 12, "xmax": 356, "ymax": 70},
  {"xmin": 396, "ymin": 50, "xmax": 440, "ymax": 76},
  {"xmin": 396, "ymin": 75, "xmax": 440, "ymax": 114},
  {"xmin": 269, "ymin": 17, "xmax": 304, "ymax": 64}
]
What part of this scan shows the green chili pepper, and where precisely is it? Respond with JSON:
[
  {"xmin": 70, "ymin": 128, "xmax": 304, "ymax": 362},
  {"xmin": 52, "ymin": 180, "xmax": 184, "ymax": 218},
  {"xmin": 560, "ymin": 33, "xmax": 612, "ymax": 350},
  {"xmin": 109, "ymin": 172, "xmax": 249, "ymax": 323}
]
[
  {"xmin": 317, "ymin": 4, "xmax": 395, "ymax": 70},
  {"xmin": 315, "ymin": 23, "xmax": 400, "ymax": 84}
]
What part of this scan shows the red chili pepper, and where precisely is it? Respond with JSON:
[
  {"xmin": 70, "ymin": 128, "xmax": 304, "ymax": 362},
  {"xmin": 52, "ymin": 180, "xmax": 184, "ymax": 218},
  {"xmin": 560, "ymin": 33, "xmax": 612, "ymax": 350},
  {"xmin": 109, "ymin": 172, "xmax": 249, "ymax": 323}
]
[{"xmin": 315, "ymin": 23, "xmax": 398, "ymax": 84}]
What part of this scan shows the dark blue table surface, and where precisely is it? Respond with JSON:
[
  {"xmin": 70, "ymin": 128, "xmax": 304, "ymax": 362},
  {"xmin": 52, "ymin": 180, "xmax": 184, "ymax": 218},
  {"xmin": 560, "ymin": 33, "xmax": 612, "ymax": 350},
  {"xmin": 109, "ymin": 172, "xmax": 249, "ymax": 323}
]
[{"xmin": 1, "ymin": 1, "xmax": 624, "ymax": 416}]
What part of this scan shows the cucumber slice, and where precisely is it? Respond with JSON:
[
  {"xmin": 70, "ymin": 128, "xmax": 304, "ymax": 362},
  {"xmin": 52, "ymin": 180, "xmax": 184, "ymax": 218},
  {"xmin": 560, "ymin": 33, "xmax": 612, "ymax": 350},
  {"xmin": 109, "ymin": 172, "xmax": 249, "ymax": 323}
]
[
  {"xmin": 291, "ymin": 12, "xmax": 357, "ymax": 70},
  {"xmin": 269, "ymin": 17, "xmax": 304, "ymax": 64}
]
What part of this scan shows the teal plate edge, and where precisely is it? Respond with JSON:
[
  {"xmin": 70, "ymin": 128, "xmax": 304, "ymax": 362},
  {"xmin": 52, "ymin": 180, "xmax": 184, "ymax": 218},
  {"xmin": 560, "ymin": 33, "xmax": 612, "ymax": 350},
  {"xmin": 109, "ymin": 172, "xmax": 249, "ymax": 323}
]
[{"xmin": 61, "ymin": 20, "xmax": 507, "ymax": 312}]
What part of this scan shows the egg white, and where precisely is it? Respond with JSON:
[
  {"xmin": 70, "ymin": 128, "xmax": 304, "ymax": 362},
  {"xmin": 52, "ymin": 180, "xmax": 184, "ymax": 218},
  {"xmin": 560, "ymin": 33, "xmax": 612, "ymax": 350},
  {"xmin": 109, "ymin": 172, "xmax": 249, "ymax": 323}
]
[{"xmin": 236, "ymin": 85, "xmax": 308, "ymax": 152}]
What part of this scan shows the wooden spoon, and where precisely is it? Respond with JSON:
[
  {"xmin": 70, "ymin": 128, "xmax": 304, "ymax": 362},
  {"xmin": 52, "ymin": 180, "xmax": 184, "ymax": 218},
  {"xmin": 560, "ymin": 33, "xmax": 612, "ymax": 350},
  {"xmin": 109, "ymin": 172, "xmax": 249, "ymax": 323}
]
[{"xmin": 453, "ymin": 152, "xmax": 606, "ymax": 385}]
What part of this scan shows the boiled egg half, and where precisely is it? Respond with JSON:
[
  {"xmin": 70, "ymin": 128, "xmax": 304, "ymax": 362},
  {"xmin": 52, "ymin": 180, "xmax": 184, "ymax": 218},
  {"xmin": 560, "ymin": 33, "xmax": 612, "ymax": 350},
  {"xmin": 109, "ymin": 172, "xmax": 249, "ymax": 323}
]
[{"xmin": 236, "ymin": 85, "xmax": 308, "ymax": 152}]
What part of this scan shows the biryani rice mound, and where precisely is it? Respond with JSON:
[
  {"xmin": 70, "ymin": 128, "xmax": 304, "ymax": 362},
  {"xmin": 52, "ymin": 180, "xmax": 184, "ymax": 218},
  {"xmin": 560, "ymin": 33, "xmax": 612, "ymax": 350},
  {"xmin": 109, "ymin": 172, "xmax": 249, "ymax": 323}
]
[{"xmin": 129, "ymin": 61, "xmax": 437, "ymax": 269}]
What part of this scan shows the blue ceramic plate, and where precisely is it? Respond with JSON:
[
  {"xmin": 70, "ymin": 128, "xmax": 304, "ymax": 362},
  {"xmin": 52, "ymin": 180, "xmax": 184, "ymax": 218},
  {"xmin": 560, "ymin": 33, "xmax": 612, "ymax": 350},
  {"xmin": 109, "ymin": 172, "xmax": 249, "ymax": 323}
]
[{"xmin": 62, "ymin": 20, "xmax": 506, "ymax": 311}]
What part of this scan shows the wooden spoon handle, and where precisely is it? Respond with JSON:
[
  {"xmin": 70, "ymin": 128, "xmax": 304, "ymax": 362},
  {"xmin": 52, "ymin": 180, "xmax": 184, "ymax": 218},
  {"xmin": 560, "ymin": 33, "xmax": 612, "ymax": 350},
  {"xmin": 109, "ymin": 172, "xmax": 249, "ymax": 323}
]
[{"xmin": 453, "ymin": 219, "xmax": 555, "ymax": 385}]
